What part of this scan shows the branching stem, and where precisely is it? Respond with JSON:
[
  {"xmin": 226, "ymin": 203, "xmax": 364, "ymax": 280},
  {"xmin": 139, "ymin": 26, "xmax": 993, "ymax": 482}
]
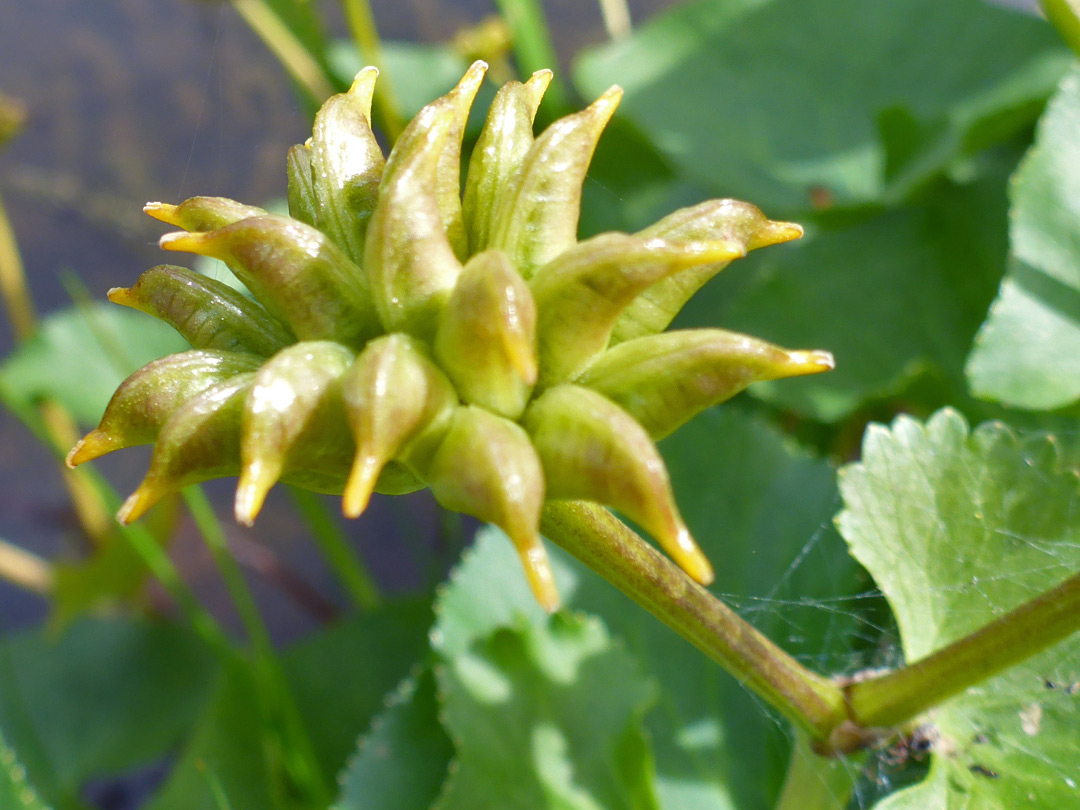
[
  {"xmin": 845, "ymin": 568, "xmax": 1080, "ymax": 731},
  {"xmin": 541, "ymin": 501, "xmax": 849, "ymax": 740}
]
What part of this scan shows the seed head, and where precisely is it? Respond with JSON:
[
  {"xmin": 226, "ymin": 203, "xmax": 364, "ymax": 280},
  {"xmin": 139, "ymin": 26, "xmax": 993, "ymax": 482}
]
[{"xmin": 68, "ymin": 64, "xmax": 833, "ymax": 611}]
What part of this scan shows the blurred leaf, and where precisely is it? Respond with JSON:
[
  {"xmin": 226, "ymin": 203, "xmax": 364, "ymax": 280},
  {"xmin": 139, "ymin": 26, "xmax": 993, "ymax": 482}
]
[
  {"xmin": 147, "ymin": 602, "xmax": 433, "ymax": 810},
  {"xmin": 574, "ymin": 0, "xmax": 1069, "ymax": 214},
  {"xmin": 284, "ymin": 600, "xmax": 433, "ymax": 776},
  {"xmin": 967, "ymin": 68, "xmax": 1080, "ymax": 409},
  {"xmin": 142, "ymin": 662, "xmax": 276, "ymax": 810},
  {"xmin": 0, "ymin": 619, "xmax": 216, "ymax": 804},
  {"xmin": 0, "ymin": 303, "xmax": 188, "ymax": 425},
  {"xmin": 579, "ymin": 115, "xmax": 708, "ymax": 238},
  {"xmin": 50, "ymin": 497, "xmax": 180, "ymax": 628},
  {"xmin": 677, "ymin": 169, "xmax": 1011, "ymax": 422},
  {"xmin": 435, "ymin": 614, "xmax": 660, "ymax": 810},
  {"xmin": 436, "ymin": 407, "xmax": 865, "ymax": 810},
  {"xmin": 837, "ymin": 409, "xmax": 1080, "ymax": 808},
  {"xmin": 327, "ymin": 40, "xmax": 496, "ymax": 126},
  {"xmin": 0, "ymin": 730, "xmax": 51, "ymax": 810},
  {"xmin": 333, "ymin": 669, "xmax": 453, "ymax": 810}
]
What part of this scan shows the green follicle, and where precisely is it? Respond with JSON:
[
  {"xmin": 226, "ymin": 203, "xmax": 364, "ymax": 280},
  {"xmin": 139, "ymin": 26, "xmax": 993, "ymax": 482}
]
[
  {"xmin": 489, "ymin": 85, "xmax": 623, "ymax": 278},
  {"xmin": 118, "ymin": 373, "xmax": 256, "ymax": 525},
  {"xmin": 309, "ymin": 66, "xmax": 384, "ymax": 264},
  {"xmin": 66, "ymin": 350, "xmax": 262, "ymax": 468},
  {"xmin": 423, "ymin": 404, "xmax": 556, "ymax": 611},
  {"xmin": 531, "ymin": 233, "xmax": 745, "ymax": 386},
  {"xmin": 286, "ymin": 145, "xmax": 318, "ymax": 227},
  {"xmin": 523, "ymin": 384, "xmax": 713, "ymax": 585},
  {"xmin": 160, "ymin": 215, "xmax": 379, "ymax": 346},
  {"xmin": 144, "ymin": 197, "xmax": 267, "ymax": 232},
  {"xmin": 578, "ymin": 329, "xmax": 835, "ymax": 439},
  {"xmin": 364, "ymin": 110, "xmax": 462, "ymax": 338},
  {"xmin": 341, "ymin": 334, "xmax": 456, "ymax": 518},
  {"xmin": 612, "ymin": 200, "xmax": 804, "ymax": 343},
  {"xmin": 108, "ymin": 265, "xmax": 293, "ymax": 356},
  {"xmin": 463, "ymin": 70, "xmax": 552, "ymax": 254},
  {"xmin": 435, "ymin": 249, "xmax": 537, "ymax": 419},
  {"xmin": 379, "ymin": 62, "xmax": 487, "ymax": 261},
  {"xmin": 235, "ymin": 341, "xmax": 356, "ymax": 525}
]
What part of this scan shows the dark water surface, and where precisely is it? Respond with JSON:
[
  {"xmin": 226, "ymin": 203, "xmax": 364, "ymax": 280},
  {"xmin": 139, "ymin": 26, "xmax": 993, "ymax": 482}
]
[{"xmin": 0, "ymin": 0, "xmax": 678, "ymax": 630}]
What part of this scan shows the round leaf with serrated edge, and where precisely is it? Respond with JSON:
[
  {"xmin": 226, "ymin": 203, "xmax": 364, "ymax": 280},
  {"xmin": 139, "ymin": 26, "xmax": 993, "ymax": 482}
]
[{"xmin": 837, "ymin": 409, "xmax": 1080, "ymax": 808}]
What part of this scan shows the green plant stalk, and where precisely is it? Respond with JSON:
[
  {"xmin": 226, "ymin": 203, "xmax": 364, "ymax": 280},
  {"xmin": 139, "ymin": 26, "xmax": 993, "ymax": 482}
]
[
  {"xmin": 774, "ymin": 733, "xmax": 862, "ymax": 810},
  {"xmin": 1039, "ymin": 0, "xmax": 1080, "ymax": 57},
  {"xmin": 233, "ymin": 0, "xmax": 333, "ymax": 103},
  {"xmin": 597, "ymin": 0, "xmax": 632, "ymax": 40},
  {"xmin": 846, "ymin": 567, "xmax": 1080, "ymax": 730},
  {"xmin": 0, "ymin": 194, "xmax": 112, "ymax": 544},
  {"xmin": 183, "ymin": 487, "xmax": 331, "ymax": 807},
  {"xmin": 541, "ymin": 500, "xmax": 849, "ymax": 740},
  {"xmin": 341, "ymin": 0, "xmax": 405, "ymax": 140},
  {"xmin": 288, "ymin": 487, "xmax": 381, "ymax": 610},
  {"xmin": 0, "ymin": 537, "xmax": 52, "ymax": 594},
  {"xmin": 0, "ymin": 190, "xmax": 34, "ymax": 340},
  {"xmin": 103, "ymin": 484, "xmax": 231, "ymax": 656},
  {"xmin": 493, "ymin": 0, "xmax": 569, "ymax": 109}
]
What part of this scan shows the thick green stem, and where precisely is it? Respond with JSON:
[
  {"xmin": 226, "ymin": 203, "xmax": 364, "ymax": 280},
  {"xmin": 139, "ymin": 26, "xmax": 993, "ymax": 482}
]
[
  {"xmin": 847, "ymin": 568, "xmax": 1080, "ymax": 730},
  {"xmin": 233, "ymin": 0, "xmax": 333, "ymax": 103},
  {"xmin": 774, "ymin": 733, "xmax": 862, "ymax": 810},
  {"xmin": 1039, "ymin": 0, "xmax": 1080, "ymax": 57},
  {"xmin": 184, "ymin": 487, "xmax": 330, "ymax": 808},
  {"xmin": 288, "ymin": 487, "xmax": 381, "ymax": 610},
  {"xmin": 341, "ymin": 0, "xmax": 405, "ymax": 140},
  {"xmin": 540, "ymin": 501, "xmax": 848, "ymax": 740}
]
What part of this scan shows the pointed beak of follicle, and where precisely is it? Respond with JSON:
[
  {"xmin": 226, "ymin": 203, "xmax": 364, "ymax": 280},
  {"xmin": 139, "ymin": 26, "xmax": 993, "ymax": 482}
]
[
  {"xmin": 342, "ymin": 455, "xmax": 380, "ymax": 519},
  {"xmin": 785, "ymin": 350, "xmax": 836, "ymax": 376},
  {"xmin": 749, "ymin": 221, "xmax": 804, "ymax": 250},
  {"xmin": 143, "ymin": 201, "xmax": 183, "ymax": 227}
]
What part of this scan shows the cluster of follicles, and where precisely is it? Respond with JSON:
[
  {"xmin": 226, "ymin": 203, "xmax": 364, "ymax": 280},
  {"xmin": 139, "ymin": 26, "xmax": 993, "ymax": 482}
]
[{"xmin": 67, "ymin": 62, "xmax": 833, "ymax": 610}]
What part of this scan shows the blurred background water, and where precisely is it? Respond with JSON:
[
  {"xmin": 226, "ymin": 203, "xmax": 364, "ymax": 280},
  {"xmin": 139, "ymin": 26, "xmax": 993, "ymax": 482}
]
[{"xmin": 0, "ymin": 0, "xmax": 687, "ymax": 635}]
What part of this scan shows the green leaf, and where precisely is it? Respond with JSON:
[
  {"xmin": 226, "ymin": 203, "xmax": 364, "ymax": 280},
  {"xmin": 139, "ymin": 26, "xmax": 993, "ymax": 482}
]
[
  {"xmin": 435, "ymin": 614, "xmax": 660, "ymax": 810},
  {"xmin": 147, "ymin": 603, "xmax": 433, "ymax": 810},
  {"xmin": 574, "ymin": 0, "xmax": 1069, "ymax": 213},
  {"xmin": 333, "ymin": 669, "xmax": 454, "ymax": 810},
  {"xmin": 142, "ymin": 662, "xmax": 276, "ymax": 810},
  {"xmin": 677, "ymin": 171, "xmax": 1011, "ymax": 422},
  {"xmin": 967, "ymin": 67, "xmax": 1080, "ymax": 409},
  {"xmin": 837, "ymin": 409, "xmax": 1080, "ymax": 808},
  {"xmin": 0, "ymin": 619, "xmax": 216, "ymax": 803},
  {"xmin": 0, "ymin": 730, "xmax": 51, "ymax": 810},
  {"xmin": 436, "ymin": 408, "xmax": 864, "ymax": 810},
  {"xmin": 0, "ymin": 303, "xmax": 188, "ymax": 424},
  {"xmin": 284, "ymin": 600, "xmax": 433, "ymax": 776}
]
